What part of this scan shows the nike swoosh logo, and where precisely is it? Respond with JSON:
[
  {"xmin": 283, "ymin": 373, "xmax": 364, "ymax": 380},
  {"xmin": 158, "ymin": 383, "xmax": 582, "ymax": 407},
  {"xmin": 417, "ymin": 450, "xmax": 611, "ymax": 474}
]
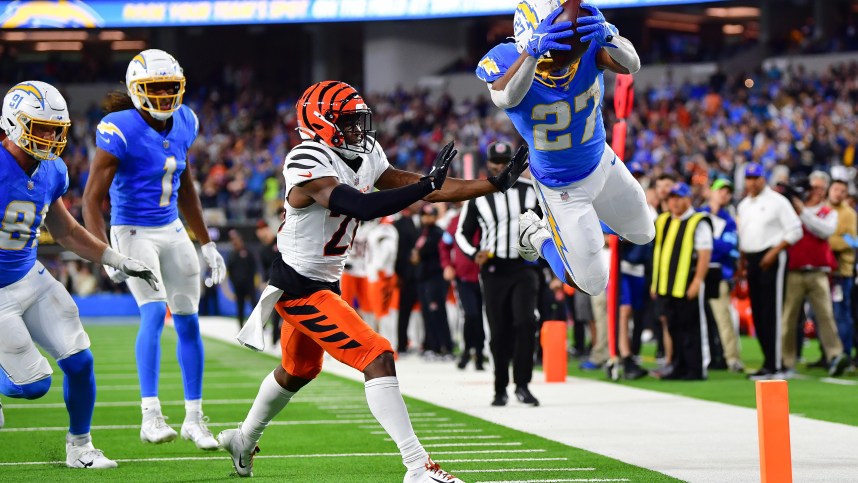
[
  {"xmin": 78, "ymin": 459, "xmax": 93, "ymax": 468},
  {"xmin": 238, "ymin": 455, "xmax": 248, "ymax": 469},
  {"xmin": 38, "ymin": 268, "xmax": 46, "ymax": 274},
  {"xmin": 298, "ymin": 172, "xmax": 313, "ymax": 178},
  {"xmin": 176, "ymin": 227, "xmax": 182, "ymax": 232},
  {"xmin": 429, "ymin": 476, "xmax": 447, "ymax": 483},
  {"xmin": 611, "ymin": 157, "xmax": 617, "ymax": 165}
]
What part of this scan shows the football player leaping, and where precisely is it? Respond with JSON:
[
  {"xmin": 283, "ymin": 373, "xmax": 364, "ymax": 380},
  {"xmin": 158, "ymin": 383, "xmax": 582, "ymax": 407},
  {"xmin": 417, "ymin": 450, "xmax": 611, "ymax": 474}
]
[
  {"xmin": 82, "ymin": 49, "xmax": 225, "ymax": 449},
  {"xmin": 0, "ymin": 81, "xmax": 159, "ymax": 468},
  {"xmin": 217, "ymin": 80, "xmax": 528, "ymax": 481},
  {"xmin": 476, "ymin": 1, "xmax": 654, "ymax": 295}
]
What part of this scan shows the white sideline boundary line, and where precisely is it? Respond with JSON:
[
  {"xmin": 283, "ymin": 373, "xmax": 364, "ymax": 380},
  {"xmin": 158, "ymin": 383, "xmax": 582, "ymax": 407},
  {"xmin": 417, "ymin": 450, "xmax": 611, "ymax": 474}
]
[
  {"xmin": 0, "ymin": 449, "xmax": 546, "ymax": 467},
  {"xmin": 5, "ymin": 398, "xmax": 364, "ymax": 409},
  {"xmin": 0, "ymin": 418, "xmax": 449, "ymax": 432},
  {"xmin": 453, "ymin": 468, "xmax": 595, "ymax": 473}
]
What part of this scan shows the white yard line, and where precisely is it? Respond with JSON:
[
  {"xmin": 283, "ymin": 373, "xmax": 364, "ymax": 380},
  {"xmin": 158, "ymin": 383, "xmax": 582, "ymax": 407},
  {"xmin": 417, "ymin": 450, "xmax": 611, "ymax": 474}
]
[
  {"xmin": 453, "ymin": 468, "xmax": 595, "ymax": 473},
  {"xmin": 478, "ymin": 479, "xmax": 630, "ymax": 483}
]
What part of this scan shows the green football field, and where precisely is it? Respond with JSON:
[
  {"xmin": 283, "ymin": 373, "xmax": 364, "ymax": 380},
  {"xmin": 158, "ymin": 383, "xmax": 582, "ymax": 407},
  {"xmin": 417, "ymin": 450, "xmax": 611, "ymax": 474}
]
[
  {"xmin": 567, "ymin": 335, "xmax": 858, "ymax": 427},
  {"xmin": 0, "ymin": 324, "xmax": 678, "ymax": 482}
]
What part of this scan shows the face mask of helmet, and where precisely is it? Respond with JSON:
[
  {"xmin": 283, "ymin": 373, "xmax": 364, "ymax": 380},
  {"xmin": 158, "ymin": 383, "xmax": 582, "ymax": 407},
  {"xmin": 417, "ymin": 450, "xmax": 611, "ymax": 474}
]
[
  {"xmin": 333, "ymin": 111, "xmax": 376, "ymax": 158},
  {"xmin": 18, "ymin": 117, "xmax": 70, "ymax": 160},
  {"xmin": 129, "ymin": 79, "xmax": 185, "ymax": 121}
]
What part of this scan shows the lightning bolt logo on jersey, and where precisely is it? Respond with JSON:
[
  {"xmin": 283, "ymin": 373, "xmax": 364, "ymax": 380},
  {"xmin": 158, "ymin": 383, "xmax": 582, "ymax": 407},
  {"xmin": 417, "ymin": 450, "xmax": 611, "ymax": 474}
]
[
  {"xmin": 476, "ymin": 42, "xmax": 606, "ymax": 187},
  {"xmin": 95, "ymin": 105, "xmax": 199, "ymax": 226},
  {"xmin": 0, "ymin": 144, "xmax": 68, "ymax": 287}
]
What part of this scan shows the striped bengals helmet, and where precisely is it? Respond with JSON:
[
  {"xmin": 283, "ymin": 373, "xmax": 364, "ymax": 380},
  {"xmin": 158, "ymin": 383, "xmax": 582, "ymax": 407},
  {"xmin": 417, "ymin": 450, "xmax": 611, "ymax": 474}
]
[{"xmin": 296, "ymin": 80, "xmax": 376, "ymax": 154}]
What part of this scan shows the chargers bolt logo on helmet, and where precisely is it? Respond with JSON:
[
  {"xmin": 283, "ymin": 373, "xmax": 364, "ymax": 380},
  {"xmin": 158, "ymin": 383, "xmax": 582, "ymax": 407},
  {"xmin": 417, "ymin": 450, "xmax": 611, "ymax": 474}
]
[
  {"xmin": 1, "ymin": 80, "xmax": 70, "ymax": 161},
  {"xmin": 126, "ymin": 49, "xmax": 186, "ymax": 121}
]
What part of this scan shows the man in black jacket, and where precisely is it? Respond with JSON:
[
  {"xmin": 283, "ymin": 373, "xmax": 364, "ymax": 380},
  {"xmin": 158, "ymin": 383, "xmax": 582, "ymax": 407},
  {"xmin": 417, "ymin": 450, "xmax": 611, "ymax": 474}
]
[
  {"xmin": 412, "ymin": 204, "xmax": 453, "ymax": 357},
  {"xmin": 393, "ymin": 203, "xmax": 420, "ymax": 353}
]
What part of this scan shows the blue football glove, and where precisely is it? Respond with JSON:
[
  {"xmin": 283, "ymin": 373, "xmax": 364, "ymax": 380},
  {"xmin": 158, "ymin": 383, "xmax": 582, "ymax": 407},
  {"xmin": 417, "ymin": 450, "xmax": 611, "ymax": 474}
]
[
  {"xmin": 844, "ymin": 233, "xmax": 858, "ymax": 249},
  {"xmin": 525, "ymin": 6, "xmax": 575, "ymax": 59},
  {"xmin": 577, "ymin": 3, "xmax": 619, "ymax": 49}
]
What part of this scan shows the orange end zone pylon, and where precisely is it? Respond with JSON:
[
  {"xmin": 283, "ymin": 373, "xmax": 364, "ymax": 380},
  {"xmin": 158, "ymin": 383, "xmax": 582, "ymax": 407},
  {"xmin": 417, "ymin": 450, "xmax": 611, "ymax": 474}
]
[
  {"xmin": 756, "ymin": 380, "xmax": 793, "ymax": 483},
  {"xmin": 541, "ymin": 320, "xmax": 567, "ymax": 383}
]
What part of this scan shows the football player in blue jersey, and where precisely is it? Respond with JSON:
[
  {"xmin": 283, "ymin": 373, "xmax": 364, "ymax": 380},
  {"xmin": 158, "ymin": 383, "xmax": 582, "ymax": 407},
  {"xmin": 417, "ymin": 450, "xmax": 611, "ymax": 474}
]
[
  {"xmin": 0, "ymin": 81, "xmax": 159, "ymax": 468},
  {"xmin": 476, "ymin": 0, "xmax": 655, "ymax": 296},
  {"xmin": 82, "ymin": 49, "xmax": 225, "ymax": 449}
]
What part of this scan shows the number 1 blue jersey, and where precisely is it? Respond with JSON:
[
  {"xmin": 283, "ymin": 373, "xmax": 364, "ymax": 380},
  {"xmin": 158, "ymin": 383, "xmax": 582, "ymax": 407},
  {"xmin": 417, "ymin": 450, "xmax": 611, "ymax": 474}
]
[
  {"xmin": 476, "ymin": 42, "xmax": 606, "ymax": 187},
  {"xmin": 96, "ymin": 105, "xmax": 199, "ymax": 227},
  {"xmin": 0, "ymin": 145, "xmax": 68, "ymax": 288}
]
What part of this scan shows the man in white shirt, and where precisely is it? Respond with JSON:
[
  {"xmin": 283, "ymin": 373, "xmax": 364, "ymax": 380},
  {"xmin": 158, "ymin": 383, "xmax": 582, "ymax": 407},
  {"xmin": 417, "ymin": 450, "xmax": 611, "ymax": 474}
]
[
  {"xmin": 737, "ymin": 163, "xmax": 803, "ymax": 380},
  {"xmin": 780, "ymin": 171, "xmax": 849, "ymax": 377},
  {"xmin": 650, "ymin": 183, "xmax": 713, "ymax": 380}
]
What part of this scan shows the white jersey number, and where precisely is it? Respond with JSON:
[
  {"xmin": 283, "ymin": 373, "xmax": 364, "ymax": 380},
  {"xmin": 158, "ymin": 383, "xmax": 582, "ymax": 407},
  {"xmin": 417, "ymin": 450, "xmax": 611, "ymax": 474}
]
[
  {"xmin": 160, "ymin": 156, "xmax": 177, "ymax": 207},
  {"xmin": 531, "ymin": 79, "xmax": 601, "ymax": 150}
]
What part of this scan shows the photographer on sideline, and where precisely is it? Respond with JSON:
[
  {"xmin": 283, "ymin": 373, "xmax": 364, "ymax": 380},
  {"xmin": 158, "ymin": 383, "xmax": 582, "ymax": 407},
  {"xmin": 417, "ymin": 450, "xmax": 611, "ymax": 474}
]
[
  {"xmin": 778, "ymin": 171, "xmax": 849, "ymax": 377},
  {"xmin": 737, "ymin": 163, "xmax": 802, "ymax": 380}
]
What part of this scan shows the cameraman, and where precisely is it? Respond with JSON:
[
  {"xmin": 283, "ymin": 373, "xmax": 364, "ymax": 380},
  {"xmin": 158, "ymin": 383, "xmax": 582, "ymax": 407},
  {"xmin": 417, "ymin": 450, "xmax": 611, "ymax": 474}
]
[
  {"xmin": 780, "ymin": 171, "xmax": 849, "ymax": 377},
  {"xmin": 737, "ymin": 163, "xmax": 802, "ymax": 380}
]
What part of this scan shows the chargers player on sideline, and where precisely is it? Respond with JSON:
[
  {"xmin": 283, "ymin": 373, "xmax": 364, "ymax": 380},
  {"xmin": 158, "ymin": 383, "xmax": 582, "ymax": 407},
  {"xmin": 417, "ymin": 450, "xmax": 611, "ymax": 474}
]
[
  {"xmin": 218, "ymin": 80, "xmax": 528, "ymax": 481},
  {"xmin": 82, "ymin": 49, "xmax": 225, "ymax": 450},
  {"xmin": 476, "ymin": 1, "xmax": 654, "ymax": 295},
  {"xmin": 0, "ymin": 81, "xmax": 159, "ymax": 468}
]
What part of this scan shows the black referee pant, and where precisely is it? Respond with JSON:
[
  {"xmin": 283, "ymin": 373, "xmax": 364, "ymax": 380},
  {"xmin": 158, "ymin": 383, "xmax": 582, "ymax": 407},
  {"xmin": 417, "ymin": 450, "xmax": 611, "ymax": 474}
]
[
  {"xmin": 659, "ymin": 295, "xmax": 709, "ymax": 380},
  {"xmin": 745, "ymin": 250, "xmax": 788, "ymax": 372},
  {"xmin": 482, "ymin": 267, "xmax": 539, "ymax": 396}
]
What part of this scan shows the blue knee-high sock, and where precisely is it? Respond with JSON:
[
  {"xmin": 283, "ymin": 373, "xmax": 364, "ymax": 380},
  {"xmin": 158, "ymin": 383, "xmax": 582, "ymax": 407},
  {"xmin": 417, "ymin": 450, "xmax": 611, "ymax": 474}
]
[
  {"xmin": 0, "ymin": 371, "xmax": 51, "ymax": 399},
  {"xmin": 173, "ymin": 313, "xmax": 204, "ymax": 401},
  {"xmin": 57, "ymin": 349, "xmax": 95, "ymax": 435},
  {"xmin": 137, "ymin": 302, "xmax": 168, "ymax": 398},
  {"xmin": 541, "ymin": 239, "xmax": 572, "ymax": 283}
]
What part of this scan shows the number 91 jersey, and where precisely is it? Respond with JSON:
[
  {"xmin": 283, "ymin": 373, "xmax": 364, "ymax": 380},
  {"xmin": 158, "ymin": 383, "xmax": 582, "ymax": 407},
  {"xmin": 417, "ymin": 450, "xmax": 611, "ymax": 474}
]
[
  {"xmin": 476, "ymin": 42, "xmax": 606, "ymax": 188},
  {"xmin": 95, "ymin": 105, "xmax": 199, "ymax": 227},
  {"xmin": 278, "ymin": 139, "xmax": 391, "ymax": 283},
  {"xmin": 0, "ymin": 145, "xmax": 68, "ymax": 287}
]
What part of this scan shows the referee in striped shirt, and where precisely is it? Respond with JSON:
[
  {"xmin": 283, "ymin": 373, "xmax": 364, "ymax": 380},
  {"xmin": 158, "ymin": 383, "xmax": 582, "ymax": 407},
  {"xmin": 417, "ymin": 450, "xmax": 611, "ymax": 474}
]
[{"xmin": 455, "ymin": 141, "xmax": 542, "ymax": 407}]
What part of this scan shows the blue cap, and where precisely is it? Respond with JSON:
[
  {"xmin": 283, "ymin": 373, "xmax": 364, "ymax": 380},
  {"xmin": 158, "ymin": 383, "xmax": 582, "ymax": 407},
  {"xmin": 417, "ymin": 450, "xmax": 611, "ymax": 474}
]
[
  {"xmin": 745, "ymin": 162, "xmax": 764, "ymax": 178},
  {"xmin": 668, "ymin": 182, "xmax": 691, "ymax": 198},
  {"xmin": 628, "ymin": 161, "xmax": 645, "ymax": 175}
]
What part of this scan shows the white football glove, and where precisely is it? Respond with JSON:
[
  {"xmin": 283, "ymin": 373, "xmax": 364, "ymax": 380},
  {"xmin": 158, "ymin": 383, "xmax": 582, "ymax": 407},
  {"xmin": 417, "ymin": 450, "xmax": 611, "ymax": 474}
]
[
  {"xmin": 103, "ymin": 264, "xmax": 129, "ymax": 284},
  {"xmin": 102, "ymin": 248, "xmax": 160, "ymax": 291},
  {"xmin": 201, "ymin": 242, "xmax": 226, "ymax": 285}
]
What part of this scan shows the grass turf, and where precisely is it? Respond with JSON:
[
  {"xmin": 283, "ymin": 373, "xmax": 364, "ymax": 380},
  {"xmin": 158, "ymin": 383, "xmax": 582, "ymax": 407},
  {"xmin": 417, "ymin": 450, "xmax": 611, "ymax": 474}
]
[
  {"xmin": 0, "ymin": 324, "xmax": 678, "ymax": 482},
  {"xmin": 567, "ymin": 335, "xmax": 858, "ymax": 426}
]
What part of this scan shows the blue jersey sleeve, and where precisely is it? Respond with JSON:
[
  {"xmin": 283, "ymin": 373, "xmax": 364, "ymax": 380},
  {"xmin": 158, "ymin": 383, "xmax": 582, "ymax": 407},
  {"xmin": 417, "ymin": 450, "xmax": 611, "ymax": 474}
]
[
  {"xmin": 95, "ymin": 114, "xmax": 129, "ymax": 160},
  {"xmin": 52, "ymin": 160, "xmax": 69, "ymax": 203},
  {"xmin": 476, "ymin": 43, "xmax": 519, "ymax": 84}
]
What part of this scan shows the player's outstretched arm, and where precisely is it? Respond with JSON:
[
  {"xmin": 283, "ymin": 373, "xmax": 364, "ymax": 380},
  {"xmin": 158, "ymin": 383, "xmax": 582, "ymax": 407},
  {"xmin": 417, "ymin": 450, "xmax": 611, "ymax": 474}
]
[
  {"xmin": 81, "ymin": 148, "xmax": 119, "ymax": 245},
  {"xmin": 488, "ymin": 6, "xmax": 573, "ymax": 109},
  {"xmin": 45, "ymin": 198, "xmax": 160, "ymax": 290},
  {"xmin": 375, "ymin": 145, "xmax": 530, "ymax": 202},
  {"xmin": 577, "ymin": 2, "xmax": 640, "ymax": 74}
]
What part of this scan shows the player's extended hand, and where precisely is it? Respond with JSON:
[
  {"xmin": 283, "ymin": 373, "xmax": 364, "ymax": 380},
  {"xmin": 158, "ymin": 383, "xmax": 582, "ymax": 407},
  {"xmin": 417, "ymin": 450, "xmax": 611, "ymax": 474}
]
[
  {"xmin": 118, "ymin": 257, "xmax": 161, "ymax": 291},
  {"xmin": 488, "ymin": 145, "xmax": 529, "ymax": 193},
  {"xmin": 103, "ymin": 264, "xmax": 129, "ymax": 284},
  {"xmin": 424, "ymin": 141, "xmax": 457, "ymax": 191},
  {"xmin": 525, "ymin": 6, "xmax": 574, "ymax": 59},
  {"xmin": 577, "ymin": 3, "xmax": 618, "ymax": 49},
  {"xmin": 201, "ymin": 242, "xmax": 226, "ymax": 285}
]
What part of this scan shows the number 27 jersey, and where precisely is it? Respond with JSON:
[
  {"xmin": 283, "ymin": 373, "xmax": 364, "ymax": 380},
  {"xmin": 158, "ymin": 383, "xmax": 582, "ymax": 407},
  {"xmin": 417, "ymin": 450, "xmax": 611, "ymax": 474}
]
[
  {"xmin": 476, "ymin": 42, "xmax": 606, "ymax": 188},
  {"xmin": 278, "ymin": 139, "xmax": 391, "ymax": 283}
]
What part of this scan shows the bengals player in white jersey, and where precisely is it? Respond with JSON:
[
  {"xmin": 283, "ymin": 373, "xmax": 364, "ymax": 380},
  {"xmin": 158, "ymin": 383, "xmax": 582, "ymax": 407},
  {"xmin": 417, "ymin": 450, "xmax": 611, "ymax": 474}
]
[{"xmin": 218, "ymin": 80, "xmax": 528, "ymax": 481}]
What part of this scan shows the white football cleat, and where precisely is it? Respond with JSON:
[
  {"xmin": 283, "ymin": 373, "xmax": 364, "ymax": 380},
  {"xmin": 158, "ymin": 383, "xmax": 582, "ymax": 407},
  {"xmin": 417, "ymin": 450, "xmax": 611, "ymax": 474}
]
[
  {"xmin": 66, "ymin": 435, "xmax": 118, "ymax": 469},
  {"xmin": 181, "ymin": 413, "xmax": 219, "ymax": 450},
  {"xmin": 218, "ymin": 425, "xmax": 259, "ymax": 477},
  {"xmin": 403, "ymin": 457, "xmax": 465, "ymax": 483},
  {"xmin": 140, "ymin": 414, "xmax": 178, "ymax": 444},
  {"xmin": 518, "ymin": 210, "xmax": 551, "ymax": 262}
]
